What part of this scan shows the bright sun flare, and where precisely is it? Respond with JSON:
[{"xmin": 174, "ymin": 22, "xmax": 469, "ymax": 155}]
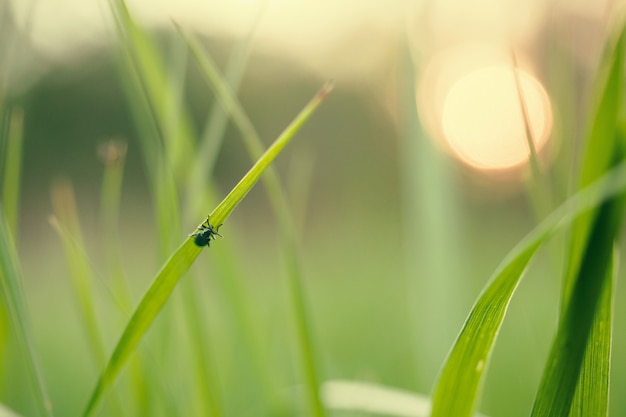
[{"xmin": 441, "ymin": 65, "xmax": 552, "ymax": 171}]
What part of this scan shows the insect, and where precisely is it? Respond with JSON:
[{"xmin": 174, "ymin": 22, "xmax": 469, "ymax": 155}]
[{"xmin": 192, "ymin": 218, "xmax": 223, "ymax": 247}]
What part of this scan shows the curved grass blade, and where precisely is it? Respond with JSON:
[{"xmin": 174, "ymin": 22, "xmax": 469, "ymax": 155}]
[
  {"xmin": 82, "ymin": 84, "xmax": 331, "ymax": 417},
  {"xmin": 532, "ymin": 195, "xmax": 624, "ymax": 417},
  {"xmin": 532, "ymin": 23, "xmax": 626, "ymax": 417},
  {"xmin": 430, "ymin": 159, "xmax": 626, "ymax": 417},
  {"xmin": 0, "ymin": 211, "xmax": 53, "ymax": 417}
]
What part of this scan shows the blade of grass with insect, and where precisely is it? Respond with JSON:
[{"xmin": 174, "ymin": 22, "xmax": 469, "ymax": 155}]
[
  {"xmin": 112, "ymin": 7, "xmax": 222, "ymax": 414},
  {"xmin": 1, "ymin": 107, "xmax": 24, "ymax": 240},
  {"xmin": 181, "ymin": 26, "xmax": 332, "ymax": 417},
  {"xmin": 82, "ymin": 84, "xmax": 330, "ymax": 417},
  {"xmin": 531, "ymin": 23, "xmax": 626, "ymax": 417},
  {"xmin": 176, "ymin": 15, "xmax": 278, "ymax": 412},
  {"xmin": 0, "ymin": 211, "xmax": 53, "ymax": 417},
  {"xmin": 429, "ymin": 157, "xmax": 626, "ymax": 417}
]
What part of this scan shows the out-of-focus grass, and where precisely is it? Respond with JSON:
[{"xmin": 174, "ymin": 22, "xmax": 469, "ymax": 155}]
[
  {"xmin": 3, "ymin": 3, "xmax": 626, "ymax": 417},
  {"xmin": 83, "ymin": 50, "xmax": 331, "ymax": 415},
  {"xmin": 431, "ymin": 20, "xmax": 626, "ymax": 417},
  {"xmin": 0, "ymin": 212, "xmax": 52, "ymax": 417},
  {"xmin": 2, "ymin": 107, "xmax": 24, "ymax": 240},
  {"xmin": 181, "ymin": 26, "xmax": 328, "ymax": 417}
]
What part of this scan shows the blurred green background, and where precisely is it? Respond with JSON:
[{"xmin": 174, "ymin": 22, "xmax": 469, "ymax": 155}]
[{"xmin": 1, "ymin": 1, "xmax": 626, "ymax": 416}]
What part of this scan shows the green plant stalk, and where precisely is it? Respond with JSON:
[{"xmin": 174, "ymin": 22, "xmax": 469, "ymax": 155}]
[
  {"xmin": 182, "ymin": 28, "xmax": 331, "ymax": 416},
  {"xmin": 50, "ymin": 181, "xmax": 130, "ymax": 416},
  {"xmin": 109, "ymin": 0, "xmax": 196, "ymax": 183},
  {"xmin": 49, "ymin": 216, "xmax": 107, "ymax": 366},
  {"xmin": 99, "ymin": 141, "xmax": 163, "ymax": 416},
  {"xmin": 83, "ymin": 85, "xmax": 330, "ymax": 417},
  {"xmin": 179, "ymin": 281, "xmax": 222, "ymax": 417},
  {"xmin": 99, "ymin": 141, "xmax": 131, "ymax": 306},
  {"xmin": 2, "ymin": 107, "xmax": 24, "ymax": 239},
  {"xmin": 511, "ymin": 53, "xmax": 554, "ymax": 218},
  {"xmin": 0, "ymin": 211, "xmax": 54, "ymax": 417},
  {"xmin": 399, "ymin": 53, "xmax": 467, "ymax": 389},
  {"xmin": 184, "ymin": 1, "xmax": 266, "ymax": 218}
]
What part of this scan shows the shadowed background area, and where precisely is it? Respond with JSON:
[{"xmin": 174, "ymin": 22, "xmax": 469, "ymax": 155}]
[{"xmin": 1, "ymin": 1, "xmax": 626, "ymax": 416}]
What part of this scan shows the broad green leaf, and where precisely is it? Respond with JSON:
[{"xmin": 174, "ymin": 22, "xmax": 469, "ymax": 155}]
[
  {"xmin": 82, "ymin": 84, "xmax": 331, "ymax": 417},
  {"xmin": 430, "ymin": 159, "xmax": 626, "ymax": 417},
  {"xmin": 0, "ymin": 211, "xmax": 53, "ymax": 417}
]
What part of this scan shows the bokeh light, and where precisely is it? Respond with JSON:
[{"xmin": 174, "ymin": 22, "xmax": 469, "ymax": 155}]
[
  {"xmin": 441, "ymin": 65, "xmax": 552, "ymax": 170},
  {"xmin": 417, "ymin": 44, "xmax": 552, "ymax": 172}
]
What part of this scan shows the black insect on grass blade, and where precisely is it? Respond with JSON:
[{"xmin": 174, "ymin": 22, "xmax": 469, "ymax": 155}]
[{"xmin": 82, "ymin": 82, "xmax": 331, "ymax": 417}]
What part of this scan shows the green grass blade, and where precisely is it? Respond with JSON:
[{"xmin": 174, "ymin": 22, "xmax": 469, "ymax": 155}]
[
  {"xmin": 561, "ymin": 23, "xmax": 625, "ymax": 307},
  {"xmin": 109, "ymin": 0, "xmax": 196, "ymax": 182},
  {"xmin": 82, "ymin": 86, "xmax": 330, "ymax": 417},
  {"xmin": 430, "ymin": 159, "xmax": 626, "ymax": 417},
  {"xmin": 188, "ymin": 1, "xmax": 266, "ymax": 200},
  {"xmin": 177, "ymin": 26, "xmax": 267, "ymax": 161},
  {"xmin": 568, "ymin": 248, "xmax": 616, "ymax": 417},
  {"xmin": 0, "ymin": 211, "xmax": 53, "ymax": 417},
  {"xmin": 1, "ymin": 107, "xmax": 24, "ymax": 239},
  {"xmin": 209, "ymin": 82, "xmax": 332, "ymax": 226},
  {"xmin": 531, "ymin": 194, "xmax": 625, "ymax": 417},
  {"xmin": 49, "ymin": 182, "xmax": 107, "ymax": 365},
  {"xmin": 98, "ymin": 140, "xmax": 131, "ymax": 306}
]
